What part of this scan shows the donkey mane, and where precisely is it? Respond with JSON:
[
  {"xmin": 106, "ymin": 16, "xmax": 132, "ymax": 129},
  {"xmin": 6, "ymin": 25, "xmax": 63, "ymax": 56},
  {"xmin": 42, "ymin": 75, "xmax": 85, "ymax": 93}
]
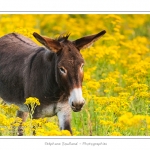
[{"xmin": 55, "ymin": 33, "xmax": 70, "ymax": 42}]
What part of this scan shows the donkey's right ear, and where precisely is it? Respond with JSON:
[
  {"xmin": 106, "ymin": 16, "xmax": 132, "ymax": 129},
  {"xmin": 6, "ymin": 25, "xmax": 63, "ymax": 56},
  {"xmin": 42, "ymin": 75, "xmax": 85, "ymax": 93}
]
[
  {"xmin": 73, "ymin": 30, "xmax": 106, "ymax": 50},
  {"xmin": 33, "ymin": 32, "xmax": 62, "ymax": 53}
]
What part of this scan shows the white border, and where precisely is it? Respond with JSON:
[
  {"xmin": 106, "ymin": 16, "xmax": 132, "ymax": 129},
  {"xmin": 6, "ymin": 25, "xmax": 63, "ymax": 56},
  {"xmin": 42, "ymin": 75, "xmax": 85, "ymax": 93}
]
[
  {"xmin": 0, "ymin": 11, "xmax": 150, "ymax": 15},
  {"xmin": 0, "ymin": 0, "xmax": 150, "ymax": 12},
  {"xmin": 0, "ymin": 0, "xmax": 150, "ymax": 149},
  {"xmin": 0, "ymin": 136, "xmax": 150, "ymax": 150}
]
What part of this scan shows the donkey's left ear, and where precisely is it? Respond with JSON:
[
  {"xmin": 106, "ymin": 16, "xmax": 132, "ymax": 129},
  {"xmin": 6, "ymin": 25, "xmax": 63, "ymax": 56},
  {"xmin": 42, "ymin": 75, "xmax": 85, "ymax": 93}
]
[
  {"xmin": 73, "ymin": 30, "xmax": 106, "ymax": 50},
  {"xmin": 33, "ymin": 32, "xmax": 62, "ymax": 53}
]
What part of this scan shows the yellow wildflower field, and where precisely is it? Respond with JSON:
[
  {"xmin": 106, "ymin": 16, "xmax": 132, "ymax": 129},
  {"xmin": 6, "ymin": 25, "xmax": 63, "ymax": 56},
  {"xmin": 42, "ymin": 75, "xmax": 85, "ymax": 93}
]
[{"xmin": 0, "ymin": 14, "xmax": 150, "ymax": 136}]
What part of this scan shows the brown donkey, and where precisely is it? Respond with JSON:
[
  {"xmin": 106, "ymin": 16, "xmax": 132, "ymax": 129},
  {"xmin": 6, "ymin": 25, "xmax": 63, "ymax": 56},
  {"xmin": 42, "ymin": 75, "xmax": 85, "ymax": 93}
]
[{"xmin": 0, "ymin": 30, "xmax": 106, "ymax": 135}]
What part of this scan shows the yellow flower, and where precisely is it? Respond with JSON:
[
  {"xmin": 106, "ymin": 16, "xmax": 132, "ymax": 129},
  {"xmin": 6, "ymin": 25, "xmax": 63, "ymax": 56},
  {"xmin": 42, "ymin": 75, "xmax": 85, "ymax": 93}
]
[
  {"xmin": 61, "ymin": 130, "xmax": 71, "ymax": 136},
  {"xmin": 25, "ymin": 97, "xmax": 40, "ymax": 106},
  {"xmin": 110, "ymin": 131, "xmax": 122, "ymax": 136}
]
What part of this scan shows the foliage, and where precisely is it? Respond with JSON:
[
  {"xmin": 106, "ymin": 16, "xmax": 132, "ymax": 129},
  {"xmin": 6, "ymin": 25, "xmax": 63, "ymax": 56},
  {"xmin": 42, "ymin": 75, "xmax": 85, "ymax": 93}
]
[{"xmin": 0, "ymin": 14, "xmax": 150, "ymax": 136}]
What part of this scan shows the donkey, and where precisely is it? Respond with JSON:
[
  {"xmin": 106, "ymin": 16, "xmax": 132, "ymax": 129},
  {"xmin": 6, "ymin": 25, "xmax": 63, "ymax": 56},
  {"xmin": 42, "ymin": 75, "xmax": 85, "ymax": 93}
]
[{"xmin": 0, "ymin": 30, "xmax": 106, "ymax": 135}]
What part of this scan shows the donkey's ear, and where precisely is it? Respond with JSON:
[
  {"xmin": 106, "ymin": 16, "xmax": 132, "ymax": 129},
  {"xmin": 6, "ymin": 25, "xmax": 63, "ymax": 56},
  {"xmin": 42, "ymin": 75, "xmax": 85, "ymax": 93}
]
[
  {"xmin": 73, "ymin": 30, "xmax": 106, "ymax": 50},
  {"xmin": 33, "ymin": 32, "xmax": 62, "ymax": 53}
]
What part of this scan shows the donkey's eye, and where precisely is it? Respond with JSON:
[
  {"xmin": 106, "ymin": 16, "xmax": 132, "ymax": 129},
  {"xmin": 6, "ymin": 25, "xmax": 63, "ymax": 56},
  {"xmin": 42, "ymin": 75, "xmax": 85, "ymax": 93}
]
[
  {"xmin": 59, "ymin": 67, "xmax": 67, "ymax": 74},
  {"xmin": 81, "ymin": 63, "xmax": 84, "ymax": 71}
]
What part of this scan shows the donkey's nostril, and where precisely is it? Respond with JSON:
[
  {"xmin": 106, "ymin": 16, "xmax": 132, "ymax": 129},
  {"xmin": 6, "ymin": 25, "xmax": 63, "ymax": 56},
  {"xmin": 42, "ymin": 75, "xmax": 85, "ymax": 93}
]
[
  {"xmin": 72, "ymin": 102, "xmax": 75, "ymax": 107},
  {"xmin": 71, "ymin": 101, "xmax": 85, "ymax": 112}
]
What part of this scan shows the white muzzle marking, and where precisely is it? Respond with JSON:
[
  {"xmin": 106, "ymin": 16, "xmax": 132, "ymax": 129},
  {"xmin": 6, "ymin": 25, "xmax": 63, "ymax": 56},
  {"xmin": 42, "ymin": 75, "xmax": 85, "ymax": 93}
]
[{"xmin": 69, "ymin": 88, "xmax": 85, "ymax": 111}]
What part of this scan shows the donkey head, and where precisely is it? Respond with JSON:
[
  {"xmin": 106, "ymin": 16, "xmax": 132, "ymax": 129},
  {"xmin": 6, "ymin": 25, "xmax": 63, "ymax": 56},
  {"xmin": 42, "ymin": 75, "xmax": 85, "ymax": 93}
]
[{"xmin": 33, "ymin": 30, "xmax": 106, "ymax": 112}]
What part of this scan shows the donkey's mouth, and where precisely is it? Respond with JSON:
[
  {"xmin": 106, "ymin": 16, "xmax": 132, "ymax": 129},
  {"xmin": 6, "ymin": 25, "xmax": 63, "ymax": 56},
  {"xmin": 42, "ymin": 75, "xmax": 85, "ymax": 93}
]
[{"xmin": 71, "ymin": 106, "xmax": 82, "ymax": 112}]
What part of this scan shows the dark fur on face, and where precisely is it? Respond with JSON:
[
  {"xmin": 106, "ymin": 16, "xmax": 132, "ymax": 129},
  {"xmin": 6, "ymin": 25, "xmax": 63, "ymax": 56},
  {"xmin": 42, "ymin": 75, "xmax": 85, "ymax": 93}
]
[{"xmin": 55, "ymin": 40, "xmax": 84, "ymax": 94}]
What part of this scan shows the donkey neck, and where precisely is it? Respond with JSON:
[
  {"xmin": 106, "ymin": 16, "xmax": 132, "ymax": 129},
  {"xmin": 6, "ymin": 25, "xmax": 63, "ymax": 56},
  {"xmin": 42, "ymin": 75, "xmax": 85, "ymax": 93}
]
[
  {"xmin": 43, "ymin": 52, "xmax": 65, "ymax": 102},
  {"xmin": 26, "ymin": 49, "xmax": 65, "ymax": 104}
]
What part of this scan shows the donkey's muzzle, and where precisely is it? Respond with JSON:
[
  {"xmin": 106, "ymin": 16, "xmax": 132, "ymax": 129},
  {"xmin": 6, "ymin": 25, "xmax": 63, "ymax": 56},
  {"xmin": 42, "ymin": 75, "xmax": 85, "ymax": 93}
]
[
  {"xmin": 71, "ymin": 99, "xmax": 85, "ymax": 112},
  {"xmin": 69, "ymin": 88, "xmax": 85, "ymax": 112}
]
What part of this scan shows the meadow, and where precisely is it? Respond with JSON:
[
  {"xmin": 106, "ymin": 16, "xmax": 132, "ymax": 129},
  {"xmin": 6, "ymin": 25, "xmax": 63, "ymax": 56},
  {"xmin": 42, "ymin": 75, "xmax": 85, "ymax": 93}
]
[{"xmin": 0, "ymin": 14, "xmax": 150, "ymax": 136}]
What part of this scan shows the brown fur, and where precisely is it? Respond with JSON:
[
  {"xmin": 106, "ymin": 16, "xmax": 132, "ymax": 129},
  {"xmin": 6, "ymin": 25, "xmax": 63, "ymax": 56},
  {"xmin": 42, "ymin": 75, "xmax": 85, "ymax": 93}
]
[{"xmin": 0, "ymin": 30, "xmax": 106, "ymax": 135}]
